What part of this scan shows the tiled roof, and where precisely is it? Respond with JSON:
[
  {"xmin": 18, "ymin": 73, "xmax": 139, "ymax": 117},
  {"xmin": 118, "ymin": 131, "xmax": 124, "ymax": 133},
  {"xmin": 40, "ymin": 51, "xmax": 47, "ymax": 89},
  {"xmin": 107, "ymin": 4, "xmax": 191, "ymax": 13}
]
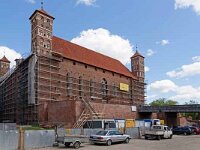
[
  {"xmin": 52, "ymin": 36, "xmax": 137, "ymax": 79},
  {"xmin": 0, "ymin": 56, "xmax": 10, "ymax": 63},
  {"xmin": 29, "ymin": 9, "xmax": 55, "ymax": 20},
  {"xmin": 131, "ymin": 50, "xmax": 144, "ymax": 58}
]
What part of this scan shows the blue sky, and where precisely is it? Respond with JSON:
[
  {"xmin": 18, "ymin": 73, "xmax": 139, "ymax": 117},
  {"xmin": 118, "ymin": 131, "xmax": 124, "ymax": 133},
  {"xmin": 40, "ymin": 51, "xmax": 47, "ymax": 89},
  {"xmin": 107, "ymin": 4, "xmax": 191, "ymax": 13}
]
[{"xmin": 0, "ymin": 0, "xmax": 200, "ymax": 104}]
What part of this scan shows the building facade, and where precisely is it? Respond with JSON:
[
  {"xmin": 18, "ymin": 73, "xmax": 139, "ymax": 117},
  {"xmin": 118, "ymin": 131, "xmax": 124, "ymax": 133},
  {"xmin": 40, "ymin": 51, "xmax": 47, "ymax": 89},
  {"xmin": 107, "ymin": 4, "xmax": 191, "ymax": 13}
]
[{"xmin": 0, "ymin": 9, "xmax": 146, "ymax": 127}]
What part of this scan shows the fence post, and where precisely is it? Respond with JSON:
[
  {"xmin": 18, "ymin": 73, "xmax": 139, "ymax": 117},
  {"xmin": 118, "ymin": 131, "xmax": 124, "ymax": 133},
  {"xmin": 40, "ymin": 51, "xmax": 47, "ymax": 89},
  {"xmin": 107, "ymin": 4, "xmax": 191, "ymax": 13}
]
[{"xmin": 18, "ymin": 127, "xmax": 25, "ymax": 150}]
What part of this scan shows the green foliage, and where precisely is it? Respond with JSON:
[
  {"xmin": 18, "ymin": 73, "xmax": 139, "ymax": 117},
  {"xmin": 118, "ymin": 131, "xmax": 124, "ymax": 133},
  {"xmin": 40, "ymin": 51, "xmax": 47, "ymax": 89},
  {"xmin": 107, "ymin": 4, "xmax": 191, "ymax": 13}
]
[
  {"xmin": 149, "ymin": 98, "xmax": 178, "ymax": 106},
  {"xmin": 182, "ymin": 100, "xmax": 199, "ymax": 120},
  {"xmin": 185, "ymin": 100, "xmax": 199, "ymax": 105}
]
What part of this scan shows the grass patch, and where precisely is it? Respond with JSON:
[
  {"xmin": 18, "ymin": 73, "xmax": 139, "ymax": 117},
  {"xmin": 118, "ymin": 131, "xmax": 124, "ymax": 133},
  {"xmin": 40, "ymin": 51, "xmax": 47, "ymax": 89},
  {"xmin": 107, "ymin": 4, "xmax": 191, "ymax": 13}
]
[{"xmin": 18, "ymin": 125, "xmax": 54, "ymax": 130}]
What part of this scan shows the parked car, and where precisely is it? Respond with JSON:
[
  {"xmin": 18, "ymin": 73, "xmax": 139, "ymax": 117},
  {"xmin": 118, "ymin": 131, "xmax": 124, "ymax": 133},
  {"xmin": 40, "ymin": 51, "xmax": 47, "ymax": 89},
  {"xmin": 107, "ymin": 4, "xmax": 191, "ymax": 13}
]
[
  {"xmin": 144, "ymin": 125, "xmax": 173, "ymax": 140},
  {"xmin": 187, "ymin": 126, "xmax": 200, "ymax": 135},
  {"xmin": 172, "ymin": 127, "xmax": 192, "ymax": 135},
  {"xmin": 89, "ymin": 130, "xmax": 131, "ymax": 146}
]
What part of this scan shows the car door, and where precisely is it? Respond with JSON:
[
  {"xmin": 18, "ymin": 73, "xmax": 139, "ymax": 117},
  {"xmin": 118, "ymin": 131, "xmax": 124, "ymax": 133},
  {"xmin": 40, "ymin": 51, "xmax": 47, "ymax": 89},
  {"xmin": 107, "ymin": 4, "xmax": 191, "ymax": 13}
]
[
  {"xmin": 163, "ymin": 127, "xmax": 168, "ymax": 138},
  {"xmin": 114, "ymin": 131, "xmax": 125, "ymax": 142},
  {"xmin": 167, "ymin": 127, "xmax": 172, "ymax": 137},
  {"xmin": 108, "ymin": 131, "xmax": 117, "ymax": 142}
]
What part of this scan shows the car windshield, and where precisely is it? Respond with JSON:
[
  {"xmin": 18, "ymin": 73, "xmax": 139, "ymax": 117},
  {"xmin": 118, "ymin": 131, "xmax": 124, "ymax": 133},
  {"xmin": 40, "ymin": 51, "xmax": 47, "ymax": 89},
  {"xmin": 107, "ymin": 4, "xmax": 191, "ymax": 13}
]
[{"xmin": 96, "ymin": 131, "xmax": 108, "ymax": 136}]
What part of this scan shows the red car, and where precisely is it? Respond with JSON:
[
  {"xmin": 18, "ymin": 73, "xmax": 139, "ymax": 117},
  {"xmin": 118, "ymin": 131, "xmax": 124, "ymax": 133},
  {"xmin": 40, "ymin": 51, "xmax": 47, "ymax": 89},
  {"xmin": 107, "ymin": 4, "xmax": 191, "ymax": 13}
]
[
  {"xmin": 194, "ymin": 127, "xmax": 200, "ymax": 134},
  {"xmin": 188, "ymin": 126, "xmax": 200, "ymax": 134}
]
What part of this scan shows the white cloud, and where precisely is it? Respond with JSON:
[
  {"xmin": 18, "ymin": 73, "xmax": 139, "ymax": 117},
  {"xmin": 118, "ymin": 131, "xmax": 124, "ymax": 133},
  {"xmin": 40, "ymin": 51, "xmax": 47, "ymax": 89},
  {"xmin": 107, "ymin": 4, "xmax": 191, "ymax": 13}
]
[
  {"xmin": 71, "ymin": 28, "xmax": 133, "ymax": 65},
  {"xmin": 25, "ymin": 0, "xmax": 36, "ymax": 4},
  {"xmin": 148, "ymin": 79, "xmax": 200, "ymax": 102},
  {"xmin": 192, "ymin": 56, "xmax": 200, "ymax": 62},
  {"xmin": 145, "ymin": 66, "xmax": 150, "ymax": 72},
  {"xmin": 76, "ymin": 0, "xmax": 96, "ymax": 6},
  {"xmin": 175, "ymin": 0, "xmax": 200, "ymax": 15},
  {"xmin": 146, "ymin": 49, "xmax": 155, "ymax": 57},
  {"xmin": 156, "ymin": 40, "xmax": 169, "ymax": 46},
  {"xmin": 148, "ymin": 80, "xmax": 177, "ymax": 93},
  {"xmin": 166, "ymin": 62, "xmax": 200, "ymax": 78},
  {"xmin": 146, "ymin": 94, "xmax": 158, "ymax": 100},
  {"xmin": 170, "ymin": 85, "xmax": 200, "ymax": 101},
  {"xmin": 0, "ymin": 46, "xmax": 22, "ymax": 67}
]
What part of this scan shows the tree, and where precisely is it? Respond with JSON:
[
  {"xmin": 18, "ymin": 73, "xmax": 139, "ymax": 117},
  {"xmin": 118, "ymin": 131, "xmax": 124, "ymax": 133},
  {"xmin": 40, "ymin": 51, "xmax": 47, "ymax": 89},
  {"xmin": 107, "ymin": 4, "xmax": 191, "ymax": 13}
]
[
  {"xmin": 149, "ymin": 98, "xmax": 178, "ymax": 106},
  {"xmin": 182, "ymin": 100, "xmax": 199, "ymax": 120},
  {"xmin": 185, "ymin": 100, "xmax": 199, "ymax": 105}
]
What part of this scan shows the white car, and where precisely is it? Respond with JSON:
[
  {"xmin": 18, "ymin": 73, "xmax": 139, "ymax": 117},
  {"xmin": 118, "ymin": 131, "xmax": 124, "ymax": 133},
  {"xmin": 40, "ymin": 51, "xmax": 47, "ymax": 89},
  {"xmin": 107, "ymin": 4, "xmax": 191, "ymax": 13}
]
[
  {"xmin": 144, "ymin": 125, "xmax": 173, "ymax": 140},
  {"xmin": 89, "ymin": 130, "xmax": 131, "ymax": 146}
]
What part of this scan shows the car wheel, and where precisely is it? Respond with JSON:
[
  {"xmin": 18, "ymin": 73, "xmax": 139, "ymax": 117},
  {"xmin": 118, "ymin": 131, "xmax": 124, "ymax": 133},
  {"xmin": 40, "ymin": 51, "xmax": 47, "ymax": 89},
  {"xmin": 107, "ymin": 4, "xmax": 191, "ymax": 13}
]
[
  {"xmin": 106, "ymin": 140, "xmax": 112, "ymax": 146},
  {"xmin": 184, "ymin": 132, "xmax": 187, "ymax": 136},
  {"xmin": 169, "ymin": 135, "xmax": 173, "ymax": 139},
  {"xmin": 157, "ymin": 135, "xmax": 161, "ymax": 140},
  {"xmin": 124, "ymin": 138, "xmax": 130, "ymax": 143},
  {"xmin": 89, "ymin": 140, "xmax": 94, "ymax": 145},
  {"xmin": 64, "ymin": 142, "xmax": 71, "ymax": 147},
  {"xmin": 73, "ymin": 141, "xmax": 81, "ymax": 149},
  {"xmin": 145, "ymin": 136, "xmax": 148, "ymax": 140}
]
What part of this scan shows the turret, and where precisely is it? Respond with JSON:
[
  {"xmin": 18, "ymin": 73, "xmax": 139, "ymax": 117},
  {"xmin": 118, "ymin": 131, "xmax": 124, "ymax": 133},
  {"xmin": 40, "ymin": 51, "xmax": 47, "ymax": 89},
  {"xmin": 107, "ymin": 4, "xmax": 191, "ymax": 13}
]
[
  {"xmin": 0, "ymin": 55, "xmax": 10, "ymax": 77},
  {"xmin": 29, "ymin": 8, "xmax": 54, "ymax": 55},
  {"xmin": 131, "ymin": 50, "xmax": 145, "ymax": 82}
]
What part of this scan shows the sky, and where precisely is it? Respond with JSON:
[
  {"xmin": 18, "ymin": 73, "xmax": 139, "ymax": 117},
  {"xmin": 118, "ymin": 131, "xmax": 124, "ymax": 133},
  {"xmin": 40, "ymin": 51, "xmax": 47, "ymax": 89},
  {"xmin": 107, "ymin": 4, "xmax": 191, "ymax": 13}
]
[{"xmin": 0, "ymin": 0, "xmax": 200, "ymax": 104}]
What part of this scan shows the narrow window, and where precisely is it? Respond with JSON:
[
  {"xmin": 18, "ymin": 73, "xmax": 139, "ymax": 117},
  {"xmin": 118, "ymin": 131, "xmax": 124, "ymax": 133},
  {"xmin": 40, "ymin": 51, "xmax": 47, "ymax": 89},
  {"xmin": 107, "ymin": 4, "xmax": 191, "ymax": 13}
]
[
  {"xmin": 66, "ymin": 73, "xmax": 72, "ymax": 96},
  {"xmin": 101, "ymin": 78, "xmax": 108, "ymax": 98}
]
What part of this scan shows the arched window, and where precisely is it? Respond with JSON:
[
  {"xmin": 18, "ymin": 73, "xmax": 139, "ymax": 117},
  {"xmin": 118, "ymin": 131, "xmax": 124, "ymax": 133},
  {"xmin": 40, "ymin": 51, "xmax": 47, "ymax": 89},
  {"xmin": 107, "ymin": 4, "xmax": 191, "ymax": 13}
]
[
  {"xmin": 101, "ymin": 78, "xmax": 108, "ymax": 98},
  {"xmin": 47, "ymin": 40, "xmax": 51, "ymax": 49},
  {"xmin": 39, "ymin": 29, "xmax": 43, "ymax": 36},
  {"xmin": 90, "ymin": 79, "xmax": 95, "ymax": 97},
  {"xmin": 66, "ymin": 73, "xmax": 72, "ymax": 96},
  {"xmin": 113, "ymin": 83, "xmax": 117, "ymax": 96},
  {"xmin": 40, "ymin": 38, "xmax": 44, "ymax": 46}
]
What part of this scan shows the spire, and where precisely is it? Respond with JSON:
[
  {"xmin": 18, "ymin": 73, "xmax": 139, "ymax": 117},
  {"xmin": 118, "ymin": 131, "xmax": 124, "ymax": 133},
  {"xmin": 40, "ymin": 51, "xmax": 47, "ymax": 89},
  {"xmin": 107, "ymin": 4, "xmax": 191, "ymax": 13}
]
[
  {"xmin": 41, "ymin": 0, "xmax": 44, "ymax": 10},
  {"xmin": 131, "ymin": 45, "xmax": 144, "ymax": 58},
  {"xmin": 0, "ymin": 55, "xmax": 10, "ymax": 63}
]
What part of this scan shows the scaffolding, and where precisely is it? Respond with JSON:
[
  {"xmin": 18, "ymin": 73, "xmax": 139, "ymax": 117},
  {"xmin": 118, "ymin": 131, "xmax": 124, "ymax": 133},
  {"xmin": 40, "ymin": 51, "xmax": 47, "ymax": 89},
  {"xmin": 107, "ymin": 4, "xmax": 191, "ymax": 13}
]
[{"xmin": 0, "ymin": 49, "xmax": 146, "ymax": 126}]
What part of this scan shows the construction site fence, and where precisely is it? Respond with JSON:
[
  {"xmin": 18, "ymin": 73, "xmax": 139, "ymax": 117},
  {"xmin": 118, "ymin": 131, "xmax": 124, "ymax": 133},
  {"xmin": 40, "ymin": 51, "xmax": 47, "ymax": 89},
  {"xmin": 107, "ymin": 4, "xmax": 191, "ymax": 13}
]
[
  {"xmin": 0, "ymin": 129, "xmax": 55, "ymax": 150},
  {"xmin": 24, "ymin": 130, "xmax": 55, "ymax": 150},
  {"xmin": 0, "ymin": 130, "xmax": 19, "ymax": 150},
  {"xmin": 59, "ymin": 127, "xmax": 141, "ymax": 139},
  {"xmin": 0, "ymin": 123, "xmax": 17, "ymax": 130},
  {"xmin": 125, "ymin": 127, "xmax": 141, "ymax": 139},
  {"xmin": 0, "ymin": 127, "xmax": 140, "ymax": 150}
]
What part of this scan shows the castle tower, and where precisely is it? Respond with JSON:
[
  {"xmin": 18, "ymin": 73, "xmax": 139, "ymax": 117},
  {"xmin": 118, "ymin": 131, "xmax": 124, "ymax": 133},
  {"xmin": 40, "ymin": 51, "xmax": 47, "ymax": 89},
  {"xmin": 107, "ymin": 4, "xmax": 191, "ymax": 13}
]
[
  {"xmin": 0, "ymin": 55, "xmax": 10, "ymax": 77},
  {"xmin": 29, "ymin": 8, "xmax": 54, "ymax": 55},
  {"xmin": 131, "ymin": 50, "xmax": 145, "ymax": 82}
]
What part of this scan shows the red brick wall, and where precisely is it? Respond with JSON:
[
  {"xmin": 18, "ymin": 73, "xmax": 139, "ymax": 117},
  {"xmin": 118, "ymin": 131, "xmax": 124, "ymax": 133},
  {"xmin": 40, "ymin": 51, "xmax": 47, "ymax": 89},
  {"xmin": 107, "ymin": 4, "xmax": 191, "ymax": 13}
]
[
  {"xmin": 179, "ymin": 117, "xmax": 188, "ymax": 126},
  {"xmin": 61, "ymin": 58, "xmax": 131, "ymax": 87},
  {"xmin": 39, "ymin": 101, "xmax": 76, "ymax": 127},
  {"xmin": 37, "ymin": 56, "xmax": 145, "ymax": 126},
  {"xmin": 75, "ymin": 101, "xmax": 136, "ymax": 120}
]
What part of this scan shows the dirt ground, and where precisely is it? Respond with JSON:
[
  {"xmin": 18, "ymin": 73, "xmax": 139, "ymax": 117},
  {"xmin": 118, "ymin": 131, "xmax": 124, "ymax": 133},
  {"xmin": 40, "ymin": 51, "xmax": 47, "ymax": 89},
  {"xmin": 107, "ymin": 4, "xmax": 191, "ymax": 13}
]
[{"xmin": 34, "ymin": 135, "xmax": 200, "ymax": 150}]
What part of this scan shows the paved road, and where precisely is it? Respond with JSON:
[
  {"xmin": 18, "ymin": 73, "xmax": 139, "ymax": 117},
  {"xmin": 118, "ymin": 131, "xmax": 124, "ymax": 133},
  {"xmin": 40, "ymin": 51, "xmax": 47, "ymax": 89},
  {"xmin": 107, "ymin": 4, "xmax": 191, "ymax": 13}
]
[{"xmin": 35, "ymin": 135, "xmax": 200, "ymax": 150}]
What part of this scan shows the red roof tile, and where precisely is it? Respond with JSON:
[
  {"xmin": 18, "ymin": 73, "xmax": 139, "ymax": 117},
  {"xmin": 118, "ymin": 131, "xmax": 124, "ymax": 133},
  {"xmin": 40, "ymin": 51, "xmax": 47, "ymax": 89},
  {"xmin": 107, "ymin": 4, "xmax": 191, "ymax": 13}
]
[
  {"xmin": 52, "ymin": 36, "xmax": 136, "ymax": 79},
  {"xmin": 0, "ymin": 56, "xmax": 10, "ymax": 63},
  {"xmin": 131, "ymin": 50, "xmax": 144, "ymax": 58},
  {"xmin": 29, "ymin": 9, "xmax": 55, "ymax": 20}
]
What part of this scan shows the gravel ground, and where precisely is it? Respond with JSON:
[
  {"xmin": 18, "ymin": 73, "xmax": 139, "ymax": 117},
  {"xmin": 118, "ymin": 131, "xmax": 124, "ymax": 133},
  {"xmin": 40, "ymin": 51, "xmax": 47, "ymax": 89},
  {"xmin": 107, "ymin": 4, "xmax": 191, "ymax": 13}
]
[{"xmin": 34, "ymin": 135, "xmax": 200, "ymax": 150}]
